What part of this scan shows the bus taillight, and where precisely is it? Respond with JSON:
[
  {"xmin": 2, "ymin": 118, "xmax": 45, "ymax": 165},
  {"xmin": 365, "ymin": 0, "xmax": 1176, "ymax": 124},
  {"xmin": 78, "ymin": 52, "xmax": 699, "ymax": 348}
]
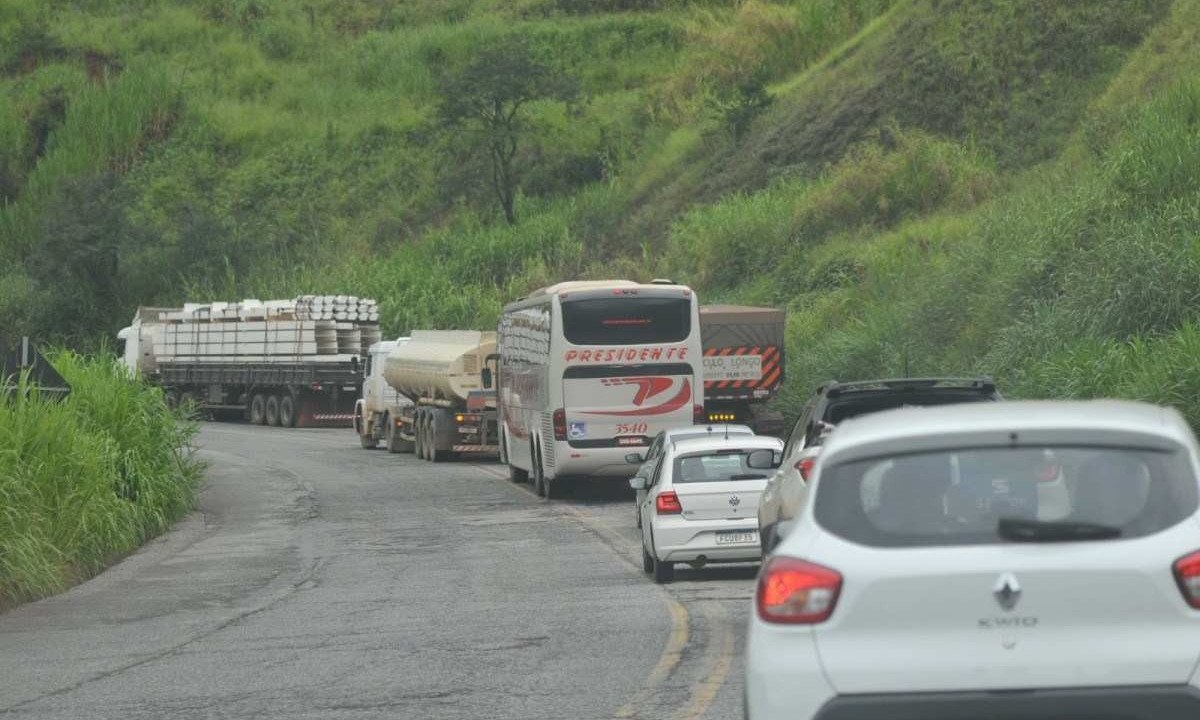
[
  {"xmin": 553, "ymin": 408, "xmax": 567, "ymax": 441},
  {"xmin": 693, "ymin": 404, "xmax": 705, "ymax": 424}
]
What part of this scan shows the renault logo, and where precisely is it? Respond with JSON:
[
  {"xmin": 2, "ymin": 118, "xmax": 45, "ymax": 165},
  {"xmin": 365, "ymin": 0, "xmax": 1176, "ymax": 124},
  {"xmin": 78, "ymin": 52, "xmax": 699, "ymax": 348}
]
[
  {"xmin": 729, "ymin": 496, "xmax": 740, "ymax": 507},
  {"xmin": 994, "ymin": 573, "xmax": 1021, "ymax": 611}
]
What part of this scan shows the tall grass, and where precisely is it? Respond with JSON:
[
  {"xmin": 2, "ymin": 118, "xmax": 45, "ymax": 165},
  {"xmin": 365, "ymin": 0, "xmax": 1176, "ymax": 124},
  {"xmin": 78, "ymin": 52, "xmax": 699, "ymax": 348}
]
[{"xmin": 0, "ymin": 352, "xmax": 201, "ymax": 604}]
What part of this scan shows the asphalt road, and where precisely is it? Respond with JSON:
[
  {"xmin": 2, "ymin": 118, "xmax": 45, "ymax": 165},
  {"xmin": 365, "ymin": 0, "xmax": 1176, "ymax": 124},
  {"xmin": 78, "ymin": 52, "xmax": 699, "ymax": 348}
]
[{"xmin": 0, "ymin": 425, "xmax": 756, "ymax": 719}]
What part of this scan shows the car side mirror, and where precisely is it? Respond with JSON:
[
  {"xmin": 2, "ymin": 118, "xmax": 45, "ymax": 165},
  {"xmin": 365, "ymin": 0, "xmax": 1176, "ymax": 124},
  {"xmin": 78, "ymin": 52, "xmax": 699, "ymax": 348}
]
[
  {"xmin": 625, "ymin": 452, "xmax": 645, "ymax": 464},
  {"xmin": 480, "ymin": 367, "xmax": 493, "ymax": 390},
  {"xmin": 629, "ymin": 476, "xmax": 647, "ymax": 491},
  {"xmin": 748, "ymin": 448, "xmax": 782, "ymax": 470}
]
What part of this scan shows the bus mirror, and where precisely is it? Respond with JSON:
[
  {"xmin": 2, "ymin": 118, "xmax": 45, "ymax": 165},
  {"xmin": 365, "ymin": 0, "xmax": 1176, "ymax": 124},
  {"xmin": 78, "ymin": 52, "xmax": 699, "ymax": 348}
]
[{"xmin": 480, "ymin": 367, "xmax": 493, "ymax": 390}]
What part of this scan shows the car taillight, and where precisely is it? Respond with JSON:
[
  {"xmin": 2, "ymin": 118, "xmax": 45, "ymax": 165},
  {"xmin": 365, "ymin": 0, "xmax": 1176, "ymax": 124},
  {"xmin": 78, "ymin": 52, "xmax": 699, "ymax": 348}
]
[
  {"xmin": 795, "ymin": 456, "xmax": 816, "ymax": 481},
  {"xmin": 656, "ymin": 491, "xmax": 682, "ymax": 515},
  {"xmin": 552, "ymin": 408, "xmax": 566, "ymax": 441},
  {"xmin": 1173, "ymin": 551, "xmax": 1200, "ymax": 609},
  {"xmin": 693, "ymin": 404, "xmax": 705, "ymax": 424},
  {"xmin": 757, "ymin": 557, "xmax": 842, "ymax": 624}
]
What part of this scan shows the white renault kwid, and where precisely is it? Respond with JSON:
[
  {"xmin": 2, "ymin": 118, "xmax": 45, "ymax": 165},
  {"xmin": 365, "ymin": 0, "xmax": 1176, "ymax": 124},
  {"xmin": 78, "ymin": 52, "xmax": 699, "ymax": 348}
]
[{"xmin": 746, "ymin": 400, "xmax": 1200, "ymax": 720}]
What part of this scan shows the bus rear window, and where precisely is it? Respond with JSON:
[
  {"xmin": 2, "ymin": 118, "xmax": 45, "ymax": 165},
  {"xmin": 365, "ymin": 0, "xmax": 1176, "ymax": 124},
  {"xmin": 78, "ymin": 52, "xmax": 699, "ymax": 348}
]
[{"xmin": 561, "ymin": 297, "xmax": 690, "ymax": 345}]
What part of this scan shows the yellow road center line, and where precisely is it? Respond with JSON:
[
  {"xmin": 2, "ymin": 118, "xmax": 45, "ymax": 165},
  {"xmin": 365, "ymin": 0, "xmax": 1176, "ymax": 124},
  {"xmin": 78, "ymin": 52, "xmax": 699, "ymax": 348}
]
[
  {"xmin": 614, "ymin": 598, "xmax": 689, "ymax": 719},
  {"xmin": 673, "ymin": 601, "xmax": 735, "ymax": 720}
]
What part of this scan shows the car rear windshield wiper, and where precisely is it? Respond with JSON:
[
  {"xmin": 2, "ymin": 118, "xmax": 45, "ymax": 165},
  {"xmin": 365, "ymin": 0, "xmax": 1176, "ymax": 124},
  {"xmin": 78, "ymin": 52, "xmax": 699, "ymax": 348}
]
[
  {"xmin": 997, "ymin": 517, "xmax": 1122, "ymax": 543},
  {"xmin": 727, "ymin": 473, "xmax": 768, "ymax": 481}
]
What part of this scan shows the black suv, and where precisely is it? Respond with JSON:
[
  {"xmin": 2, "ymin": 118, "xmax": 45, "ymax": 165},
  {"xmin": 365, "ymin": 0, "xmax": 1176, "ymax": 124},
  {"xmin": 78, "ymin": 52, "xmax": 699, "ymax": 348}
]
[{"xmin": 759, "ymin": 377, "xmax": 1002, "ymax": 553}]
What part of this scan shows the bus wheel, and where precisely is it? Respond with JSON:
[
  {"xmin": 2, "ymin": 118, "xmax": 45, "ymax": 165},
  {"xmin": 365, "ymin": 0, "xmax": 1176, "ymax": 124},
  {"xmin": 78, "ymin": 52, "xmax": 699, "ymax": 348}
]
[
  {"xmin": 503, "ymin": 430, "xmax": 529, "ymax": 483},
  {"xmin": 532, "ymin": 446, "xmax": 547, "ymax": 497},
  {"xmin": 547, "ymin": 474, "xmax": 571, "ymax": 500}
]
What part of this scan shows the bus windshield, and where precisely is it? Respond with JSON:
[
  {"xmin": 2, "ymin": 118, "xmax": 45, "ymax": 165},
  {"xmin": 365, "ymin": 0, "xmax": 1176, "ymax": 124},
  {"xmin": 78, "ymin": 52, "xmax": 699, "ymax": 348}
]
[{"xmin": 561, "ymin": 297, "xmax": 691, "ymax": 346}]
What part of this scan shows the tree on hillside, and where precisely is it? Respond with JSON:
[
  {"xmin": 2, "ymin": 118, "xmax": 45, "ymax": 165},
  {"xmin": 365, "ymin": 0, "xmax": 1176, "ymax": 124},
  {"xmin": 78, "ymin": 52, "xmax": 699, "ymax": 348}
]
[{"xmin": 437, "ymin": 37, "xmax": 577, "ymax": 225}]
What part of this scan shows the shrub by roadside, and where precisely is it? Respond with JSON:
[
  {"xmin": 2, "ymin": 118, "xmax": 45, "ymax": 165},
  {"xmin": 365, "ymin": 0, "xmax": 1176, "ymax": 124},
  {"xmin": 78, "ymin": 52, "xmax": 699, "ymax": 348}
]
[{"xmin": 0, "ymin": 352, "xmax": 202, "ymax": 606}]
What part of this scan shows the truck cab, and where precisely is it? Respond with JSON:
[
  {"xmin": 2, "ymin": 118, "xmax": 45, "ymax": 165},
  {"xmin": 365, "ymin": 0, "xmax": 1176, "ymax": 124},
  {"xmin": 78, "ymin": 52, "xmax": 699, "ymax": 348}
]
[{"xmin": 355, "ymin": 339, "xmax": 414, "ymax": 451}]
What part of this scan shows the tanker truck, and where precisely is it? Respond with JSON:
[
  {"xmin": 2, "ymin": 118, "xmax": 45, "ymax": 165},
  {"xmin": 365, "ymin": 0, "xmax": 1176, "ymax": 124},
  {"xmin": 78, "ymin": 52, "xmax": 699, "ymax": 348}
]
[
  {"xmin": 378, "ymin": 330, "xmax": 500, "ymax": 461},
  {"xmin": 699, "ymin": 304, "xmax": 786, "ymax": 436}
]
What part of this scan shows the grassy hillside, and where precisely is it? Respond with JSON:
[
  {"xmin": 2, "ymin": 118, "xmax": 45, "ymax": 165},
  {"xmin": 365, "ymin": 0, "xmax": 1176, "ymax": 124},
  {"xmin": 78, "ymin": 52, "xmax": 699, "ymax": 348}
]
[{"xmin": 2, "ymin": 0, "xmax": 1200, "ymax": 422}]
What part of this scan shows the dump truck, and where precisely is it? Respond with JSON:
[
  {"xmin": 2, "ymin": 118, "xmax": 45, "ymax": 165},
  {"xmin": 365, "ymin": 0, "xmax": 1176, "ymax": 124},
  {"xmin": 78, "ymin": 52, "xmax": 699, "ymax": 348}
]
[
  {"xmin": 118, "ymin": 297, "xmax": 381, "ymax": 428},
  {"xmin": 380, "ymin": 330, "xmax": 500, "ymax": 461},
  {"xmin": 354, "ymin": 337, "xmax": 416, "ymax": 452},
  {"xmin": 698, "ymin": 304, "xmax": 786, "ymax": 436}
]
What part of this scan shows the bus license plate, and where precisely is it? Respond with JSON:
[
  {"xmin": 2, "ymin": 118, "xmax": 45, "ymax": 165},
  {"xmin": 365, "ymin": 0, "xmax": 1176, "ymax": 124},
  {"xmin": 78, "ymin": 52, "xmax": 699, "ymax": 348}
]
[{"xmin": 716, "ymin": 530, "xmax": 758, "ymax": 545}]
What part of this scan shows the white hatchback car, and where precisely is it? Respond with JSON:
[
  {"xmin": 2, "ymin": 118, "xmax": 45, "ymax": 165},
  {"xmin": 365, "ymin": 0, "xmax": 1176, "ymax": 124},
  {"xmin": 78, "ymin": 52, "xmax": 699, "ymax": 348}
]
[
  {"xmin": 626, "ymin": 424, "xmax": 755, "ymax": 528},
  {"xmin": 633, "ymin": 434, "xmax": 783, "ymax": 583},
  {"xmin": 746, "ymin": 400, "xmax": 1200, "ymax": 720}
]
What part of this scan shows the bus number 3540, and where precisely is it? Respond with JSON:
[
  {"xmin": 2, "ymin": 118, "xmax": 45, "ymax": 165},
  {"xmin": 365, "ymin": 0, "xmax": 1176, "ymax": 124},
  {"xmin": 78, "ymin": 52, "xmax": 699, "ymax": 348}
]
[{"xmin": 615, "ymin": 422, "xmax": 649, "ymax": 436}]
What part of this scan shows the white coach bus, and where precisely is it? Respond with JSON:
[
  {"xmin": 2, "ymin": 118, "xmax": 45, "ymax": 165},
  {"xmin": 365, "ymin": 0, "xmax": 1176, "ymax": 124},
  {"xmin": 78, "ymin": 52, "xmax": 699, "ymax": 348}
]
[{"xmin": 497, "ymin": 280, "xmax": 704, "ymax": 498}]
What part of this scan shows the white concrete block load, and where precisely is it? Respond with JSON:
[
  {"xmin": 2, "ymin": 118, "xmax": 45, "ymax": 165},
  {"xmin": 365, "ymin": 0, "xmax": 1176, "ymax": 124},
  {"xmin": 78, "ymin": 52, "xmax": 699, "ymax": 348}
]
[{"xmin": 118, "ymin": 296, "xmax": 382, "ymax": 428}]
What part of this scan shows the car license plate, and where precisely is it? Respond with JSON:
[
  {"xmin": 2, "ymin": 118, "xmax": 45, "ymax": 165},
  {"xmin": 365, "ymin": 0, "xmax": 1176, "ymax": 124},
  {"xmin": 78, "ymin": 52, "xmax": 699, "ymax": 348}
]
[{"xmin": 716, "ymin": 530, "xmax": 758, "ymax": 545}]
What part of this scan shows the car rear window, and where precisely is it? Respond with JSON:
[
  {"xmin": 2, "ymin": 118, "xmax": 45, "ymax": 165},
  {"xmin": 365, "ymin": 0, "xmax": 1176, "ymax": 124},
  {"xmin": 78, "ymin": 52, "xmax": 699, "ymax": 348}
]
[
  {"xmin": 814, "ymin": 446, "xmax": 1198, "ymax": 547},
  {"xmin": 826, "ymin": 393, "xmax": 993, "ymax": 425},
  {"xmin": 673, "ymin": 451, "xmax": 771, "ymax": 483}
]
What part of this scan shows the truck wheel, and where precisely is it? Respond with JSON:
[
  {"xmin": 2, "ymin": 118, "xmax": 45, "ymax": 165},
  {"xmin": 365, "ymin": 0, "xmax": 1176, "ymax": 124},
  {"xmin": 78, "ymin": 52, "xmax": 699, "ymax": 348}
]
[
  {"xmin": 415, "ymin": 410, "xmax": 429, "ymax": 460},
  {"xmin": 265, "ymin": 395, "xmax": 281, "ymax": 427},
  {"xmin": 429, "ymin": 410, "xmax": 451, "ymax": 460},
  {"xmin": 360, "ymin": 432, "xmax": 379, "ymax": 449},
  {"xmin": 279, "ymin": 395, "xmax": 297, "ymax": 428},
  {"xmin": 386, "ymin": 416, "xmax": 414, "ymax": 454},
  {"xmin": 429, "ymin": 412, "xmax": 447, "ymax": 463},
  {"xmin": 250, "ymin": 394, "xmax": 267, "ymax": 425},
  {"xmin": 179, "ymin": 392, "xmax": 200, "ymax": 420}
]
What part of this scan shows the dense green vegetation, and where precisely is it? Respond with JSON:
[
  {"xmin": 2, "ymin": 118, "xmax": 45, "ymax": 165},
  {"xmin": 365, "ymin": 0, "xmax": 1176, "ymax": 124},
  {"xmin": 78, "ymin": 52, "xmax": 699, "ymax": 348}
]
[
  {"xmin": 0, "ymin": 353, "xmax": 202, "ymax": 604},
  {"xmin": 2, "ymin": 0, "xmax": 1200, "ymax": 423}
]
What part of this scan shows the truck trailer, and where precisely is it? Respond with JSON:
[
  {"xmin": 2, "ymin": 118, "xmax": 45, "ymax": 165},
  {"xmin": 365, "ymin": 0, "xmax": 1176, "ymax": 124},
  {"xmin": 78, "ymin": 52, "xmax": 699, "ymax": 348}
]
[
  {"xmin": 698, "ymin": 304, "xmax": 786, "ymax": 436},
  {"xmin": 370, "ymin": 330, "xmax": 500, "ymax": 461},
  {"xmin": 118, "ymin": 297, "xmax": 381, "ymax": 428}
]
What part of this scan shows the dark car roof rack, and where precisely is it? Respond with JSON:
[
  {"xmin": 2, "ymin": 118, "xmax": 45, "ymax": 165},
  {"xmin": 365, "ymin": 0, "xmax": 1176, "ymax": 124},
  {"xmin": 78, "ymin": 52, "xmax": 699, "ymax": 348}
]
[{"xmin": 822, "ymin": 377, "xmax": 996, "ymax": 398}]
